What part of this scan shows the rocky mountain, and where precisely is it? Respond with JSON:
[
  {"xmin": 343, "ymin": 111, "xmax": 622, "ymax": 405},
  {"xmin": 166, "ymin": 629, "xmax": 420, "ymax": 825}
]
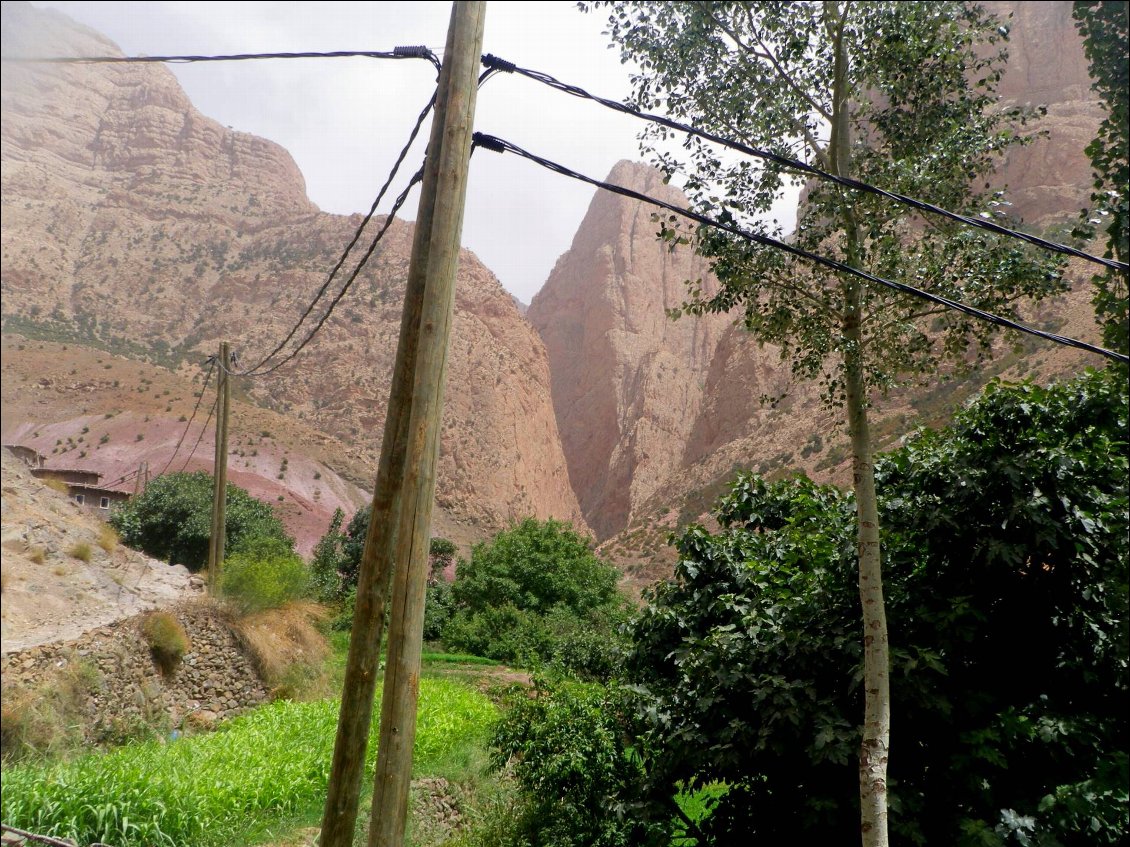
[
  {"xmin": 0, "ymin": 2, "xmax": 585, "ymax": 539},
  {"xmin": 532, "ymin": 0, "xmax": 1105, "ymax": 544}
]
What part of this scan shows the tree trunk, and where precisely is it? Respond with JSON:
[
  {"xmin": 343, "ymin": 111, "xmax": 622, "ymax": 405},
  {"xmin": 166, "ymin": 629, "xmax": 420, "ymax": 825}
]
[{"xmin": 826, "ymin": 2, "xmax": 890, "ymax": 843}]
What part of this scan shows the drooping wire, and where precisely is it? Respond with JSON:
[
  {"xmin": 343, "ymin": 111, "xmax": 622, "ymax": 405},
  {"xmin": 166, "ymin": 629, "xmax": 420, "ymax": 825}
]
[
  {"xmin": 479, "ymin": 54, "xmax": 1128, "ymax": 275},
  {"xmin": 237, "ymin": 165, "xmax": 426, "ymax": 378},
  {"xmin": 156, "ymin": 356, "xmax": 217, "ymax": 476},
  {"xmin": 471, "ymin": 132, "xmax": 1128, "ymax": 365},
  {"xmin": 5, "ymin": 47, "xmax": 441, "ymax": 72},
  {"xmin": 180, "ymin": 395, "xmax": 219, "ymax": 474},
  {"xmin": 234, "ymin": 88, "xmax": 437, "ymax": 377}
]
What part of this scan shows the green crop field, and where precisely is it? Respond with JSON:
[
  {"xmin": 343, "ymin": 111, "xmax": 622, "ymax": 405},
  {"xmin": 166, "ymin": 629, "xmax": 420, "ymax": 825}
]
[{"xmin": 1, "ymin": 677, "xmax": 497, "ymax": 847}]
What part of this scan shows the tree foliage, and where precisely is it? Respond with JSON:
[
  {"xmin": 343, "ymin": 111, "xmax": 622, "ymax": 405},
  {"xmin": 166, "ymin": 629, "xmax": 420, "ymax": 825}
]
[
  {"xmin": 591, "ymin": 4, "xmax": 1067, "ymax": 836},
  {"xmin": 593, "ymin": 0, "xmax": 1063, "ymax": 394},
  {"xmin": 1073, "ymin": 0, "xmax": 1129, "ymax": 353},
  {"xmin": 443, "ymin": 518, "xmax": 627, "ymax": 668},
  {"xmin": 110, "ymin": 471, "xmax": 292, "ymax": 570},
  {"xmin": 625, "ymin": 369, "xmax": 1128, "ymax": 844}
]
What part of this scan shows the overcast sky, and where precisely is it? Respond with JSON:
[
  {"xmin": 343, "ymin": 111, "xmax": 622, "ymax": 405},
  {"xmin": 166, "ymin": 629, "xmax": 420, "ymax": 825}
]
[{"xmin": 30, "ymin": 1, "xmax": 674, "ymax": 303}]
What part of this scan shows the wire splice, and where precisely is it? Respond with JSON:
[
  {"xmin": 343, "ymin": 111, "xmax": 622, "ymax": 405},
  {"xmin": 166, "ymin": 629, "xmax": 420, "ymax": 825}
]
[
  {"xmin": 394, "ymin": 45, "xmax": 431, "ymax": 58},
  {"xmin": 477, "ymin": 133, "xmax": 1128, "ymax": 365},
  {"xmin": 481, "ymin": 54, "xmax": 516, "ymax": 73},
  {"xmin": 471, "ymin": 132, "xmax": 506, "ymax": 153}
]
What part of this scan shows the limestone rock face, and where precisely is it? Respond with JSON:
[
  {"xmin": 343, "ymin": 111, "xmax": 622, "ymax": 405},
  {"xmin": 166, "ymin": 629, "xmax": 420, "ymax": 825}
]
[
  {"xmin": 985, "ymin": 0, "xmax": 1106, "ymax": 230},
  {"xmin": 0, "ymin": 2, "xmax": 585, "ymax": 536},
  {"xmin": 532, "ymin": 1, "xmax": 1103, "ymax": 544},
  {"xmin": 528, "ymin": 162, "xmax": 731, "ymax": 538}
]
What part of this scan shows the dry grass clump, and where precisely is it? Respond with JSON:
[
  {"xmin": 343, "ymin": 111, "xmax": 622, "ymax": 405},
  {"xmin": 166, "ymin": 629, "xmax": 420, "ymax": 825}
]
[
  {"xmin": 97, "ymin": 524, "xmax": 118, "ymax": 553},
  {"xmin": 232, "ymin": 601, "xmax": 330, "ymax": 701},
  {"xmin": 67, "ymin": 541, "xmax": 93, "ymax": 562},
  {"xmin": 28, "ymin": 546, "xmax": 46, "ymax": 565},
  {"xmin": 1, "ymin": 657, "xmax": 102, "ymax": 762},
  {"xmin": 42, "ymin": 478, "xmax": 69, "ymax": 495},
  {"xmin": 141, "ymin": 612, "xmax": 191, "ymax": 677}
]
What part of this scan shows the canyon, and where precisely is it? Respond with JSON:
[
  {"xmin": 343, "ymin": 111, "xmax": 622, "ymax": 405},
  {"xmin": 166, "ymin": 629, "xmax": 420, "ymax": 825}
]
[{"xmin": 1, "ymin": 1, "xmax": 1108, "ymax": 575}]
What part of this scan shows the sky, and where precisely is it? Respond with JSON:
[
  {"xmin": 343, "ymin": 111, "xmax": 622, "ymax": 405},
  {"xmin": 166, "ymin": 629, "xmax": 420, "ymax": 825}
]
[{"xmin": 28, "ymin": 0, "xmax": 684, "ymax": 304}]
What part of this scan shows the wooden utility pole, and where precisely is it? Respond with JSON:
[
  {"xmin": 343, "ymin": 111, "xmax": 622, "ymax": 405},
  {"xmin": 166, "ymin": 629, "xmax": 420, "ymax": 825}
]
[
  {"xmin": 369, "ymin": 5, "xmax": 485, "ymax": 845},
  {"xmin": 207, "ymin": 342, "xmax": 231, "ymax": 593},
  {"xmin": 317, "ymin": 4, "xmax": 485, "ymax": 846}
]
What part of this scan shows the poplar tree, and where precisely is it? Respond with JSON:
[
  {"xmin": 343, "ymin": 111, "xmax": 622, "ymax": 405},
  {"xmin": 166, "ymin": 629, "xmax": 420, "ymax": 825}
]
[{"xmin": 591, "ymin": 2, "xmax": 1066, "ymax": 843}]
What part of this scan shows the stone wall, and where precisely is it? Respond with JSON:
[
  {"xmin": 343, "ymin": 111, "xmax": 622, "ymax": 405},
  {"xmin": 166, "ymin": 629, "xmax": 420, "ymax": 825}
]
[{"xmin": 1, "ymin": 601, "xmax": 268, "ymax": 740}]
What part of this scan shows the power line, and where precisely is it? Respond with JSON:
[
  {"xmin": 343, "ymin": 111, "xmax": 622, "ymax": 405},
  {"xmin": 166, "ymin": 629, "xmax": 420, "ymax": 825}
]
[
  {"xmin": 480, "ymin": 54, "xmax": 1128, "ymax": 275},
  {"xmin": 471, "ymin": 132, "xmax": 1128, "ymax": 365},
  {"xmin": 180, "ymin": 395, "xmax": 219, "ymax": 474},
  {"xmin": 156, "ymin": 356, "xmax": 217, "ymax": 476},
  {"xmin": 4, "ymin": 47, "xmax": 441, "ymax": 72},
  {"xmin": 235, "ymin": 88, "xmax": 437, "ymax": 376},
  {"xmin": 234, "ymin": 164, "xmax": 425, "ymax": 378}
]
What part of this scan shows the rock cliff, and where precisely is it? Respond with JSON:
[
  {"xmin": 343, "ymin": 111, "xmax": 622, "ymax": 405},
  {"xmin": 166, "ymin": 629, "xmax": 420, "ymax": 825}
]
[
  {"xmin": 532, "ymin": 0, "xmax": 1105, "ymax": 543},
  {"xmin": 0, "ymin": 2, "xmax": 586, "ymax": 537}
]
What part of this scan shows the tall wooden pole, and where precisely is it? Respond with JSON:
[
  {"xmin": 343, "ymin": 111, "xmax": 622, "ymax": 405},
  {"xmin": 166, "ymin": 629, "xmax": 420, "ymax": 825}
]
[
  {"xmin": 318, "ymin": 5, "xmax": 485, "ymax": 845},
  {"xmin": 368, "ymin": 5, "xmax": 485, "ymax": 845},
  {"xmin": 207, "ymin": 341, "xmax": 230, "ymax": 593}
]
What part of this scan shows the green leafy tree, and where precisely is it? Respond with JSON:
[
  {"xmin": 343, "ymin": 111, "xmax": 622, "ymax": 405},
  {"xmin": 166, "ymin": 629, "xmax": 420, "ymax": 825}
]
[
  {"xmin": 311, "ymin": 507, "xmax": 346, "ymax": 602},
  {"xmin": 1073, "ymin": 0, "xmax": 1129, "ymax": 352},
  {"xmin": 592, "ymin": 3, "xmax": 1066, "ymax": 838},
  {"xmin": 110, "ymin": 471, "xmax": 292, "ymax": 570},
  {"xmin": 625, "ymin": 369, "xmax": 1127, "ymax": 844},
  {"xmin": 443, "ymin": 518, "xmax": 626, "ymax": 666}
]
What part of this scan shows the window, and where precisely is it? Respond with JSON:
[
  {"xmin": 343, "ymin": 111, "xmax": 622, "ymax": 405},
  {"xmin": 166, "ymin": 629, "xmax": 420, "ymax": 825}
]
[
  {"xmin": 100, "ymin": 496, "xmax": 110, "ymax": 509},
  {"xmin": 74, "ymin": 494, "xmax": 85, "ymax": 505}
]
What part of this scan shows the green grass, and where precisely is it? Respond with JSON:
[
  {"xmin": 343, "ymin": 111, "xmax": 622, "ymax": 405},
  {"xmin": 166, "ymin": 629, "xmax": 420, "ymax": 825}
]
[
  {"xmin": 1, "ymin": 678, "xmax": 497, "ymax": 847},
  {"xmin": 422, "ymin": 651, "xmax": 499, "ymax": 666}
]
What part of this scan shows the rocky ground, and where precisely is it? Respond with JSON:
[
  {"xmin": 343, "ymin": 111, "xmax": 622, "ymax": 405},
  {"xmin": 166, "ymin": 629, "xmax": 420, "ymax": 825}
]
[{"xmin": 0, "ymin": 448, "xmax": 200, "ymax": 653}]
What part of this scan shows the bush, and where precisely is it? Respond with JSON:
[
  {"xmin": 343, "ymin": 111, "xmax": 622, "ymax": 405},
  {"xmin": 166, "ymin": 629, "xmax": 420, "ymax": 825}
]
[
  {"xmin": 491, "ymin": 678, "xmax": 664, "ymax": 847},
  {"xmin": 625, "ymin": 369, "xmax": 1129, "ymax": 844},
  {"xmin": 442, "ymin": 518, "xmax": 627, "ymax": 668},
  {"xmin": 220, "ymin": 537, "xmax": 310, "ymax": 615},
  {"xmin": 111, "ymin": 472, "xmax": 292, "ymax": 570},
  {"xmin": 140, "ymin": 613, "xmax": 190, "ymax": 677}
]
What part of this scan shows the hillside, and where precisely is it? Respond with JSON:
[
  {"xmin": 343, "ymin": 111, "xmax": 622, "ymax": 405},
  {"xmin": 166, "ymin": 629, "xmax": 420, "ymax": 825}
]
[{"xmin": 0, "ymin": 1, "xmax": 585, "ymax": 539}]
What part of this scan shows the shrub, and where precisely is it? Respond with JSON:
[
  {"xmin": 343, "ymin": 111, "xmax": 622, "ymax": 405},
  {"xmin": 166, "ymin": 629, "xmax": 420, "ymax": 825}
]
[
  {"xmin": 141, "ymin": 613, "xmax": 190, "ymax": 676},
  {"xmin": 442, "ymin": 518, "xmax": 627, "ymax": 667},
  {"xmin": 491, "ymin": 678, "xmax": 663, "ymax": 846},
  {"xmin": 220, "ymin": 537, "xmax": 310, "ymax": 614},
  {"xmin": 625, "ymin": 369, "xmax": 1129, "ymax": 844},
  {"xmin": 67, "ymin": 542, "xmax": 92, "ymax": 563}
]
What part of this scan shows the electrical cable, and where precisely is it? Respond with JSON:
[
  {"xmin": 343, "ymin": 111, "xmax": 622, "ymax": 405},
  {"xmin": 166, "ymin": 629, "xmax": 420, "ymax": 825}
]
[
  {"xmin": 471, "ymin": 132, "xmax": 1128, "ymax": 365},
  {"xmin": 480, "ymin": 54, "xmax": 1128, "ymax": 275},
  {"xmin": 156, "ymin": 356, "xmax": 217, "ymax": 476},
  {"xmin": 237, "ymin": 164, "xmax": 426, "ymax": 377},
  {"xmin": 235, "ymin": 88, "xmax": 437, "ymax": 376},
  {"xmin": 180, "ymin": 395, "xmax": 219, "ymax": 474},
  {"xmin": 5, "ymin": 47, "xmax": 441, "ymax": 72}
]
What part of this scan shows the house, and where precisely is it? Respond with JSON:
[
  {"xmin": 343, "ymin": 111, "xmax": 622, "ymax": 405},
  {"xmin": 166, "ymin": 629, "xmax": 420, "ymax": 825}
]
[{"xmin": 30, "ymin": 467, "xmax": 132, "ymax": 516}]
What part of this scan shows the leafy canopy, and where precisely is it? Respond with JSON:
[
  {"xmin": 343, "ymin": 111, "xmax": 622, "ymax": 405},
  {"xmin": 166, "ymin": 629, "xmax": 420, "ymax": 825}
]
[
  {"xmin": 592, "ymin": 0, "xmax": 1064, "ymax": 396},
  {"xmin": 442, "ymin": 518, "xmax": 626, "ymax": 667},
  {"xmin": 1072, "ymin": 0, "xmax": 1129, "ymax": 353},
  {"xmin": 110, "ymin": 471, "xmax": 292, "ymax": 570},
  {"xmin": 626, "ymin": 369, "xmax": 1128, "ymax": 844}
]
